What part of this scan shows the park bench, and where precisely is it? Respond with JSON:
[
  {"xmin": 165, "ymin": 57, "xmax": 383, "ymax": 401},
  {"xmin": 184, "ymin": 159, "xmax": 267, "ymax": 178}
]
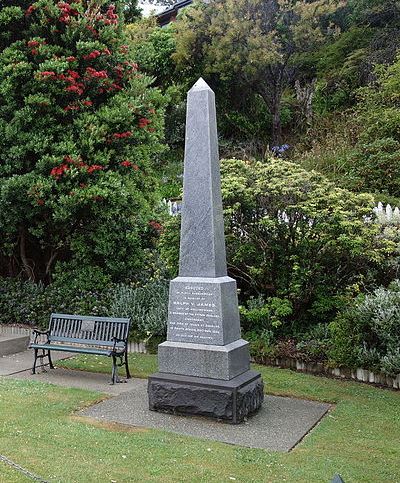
[{"xmin": 29, "ymin": 313, "xmax": 131, "ymax": 384}]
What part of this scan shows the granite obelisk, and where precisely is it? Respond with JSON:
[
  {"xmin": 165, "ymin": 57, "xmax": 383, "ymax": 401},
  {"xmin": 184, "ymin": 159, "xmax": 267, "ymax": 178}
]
[{"xmin": 148, "ymin": 79, "xmax": 263, "ymax": 423}]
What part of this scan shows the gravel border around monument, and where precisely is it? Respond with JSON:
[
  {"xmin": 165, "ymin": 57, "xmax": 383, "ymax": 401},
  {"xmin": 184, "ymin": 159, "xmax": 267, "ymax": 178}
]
[{"xmin": 83, "ymin": 379, "xmax": 331, "ymax": 451}]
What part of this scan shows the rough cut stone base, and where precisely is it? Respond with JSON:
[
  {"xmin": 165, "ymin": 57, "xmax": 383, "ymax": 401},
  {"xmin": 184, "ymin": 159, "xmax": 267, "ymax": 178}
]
[{"xmin": 148, "ymin": 370, "xmax": 264, "ymax": 424}]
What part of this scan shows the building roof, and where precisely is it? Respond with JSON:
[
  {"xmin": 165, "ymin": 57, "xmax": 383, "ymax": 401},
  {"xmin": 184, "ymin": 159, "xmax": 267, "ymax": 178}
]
[{"xmin": 156, "ymin": 0, "xmax": 193, "ymax": 26}]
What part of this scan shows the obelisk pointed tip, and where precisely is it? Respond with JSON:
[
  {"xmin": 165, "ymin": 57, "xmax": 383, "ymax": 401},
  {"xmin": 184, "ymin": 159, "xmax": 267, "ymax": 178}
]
[{"xmin": 189, "ymin": 77, "xmax": 213, "ymax": 93}]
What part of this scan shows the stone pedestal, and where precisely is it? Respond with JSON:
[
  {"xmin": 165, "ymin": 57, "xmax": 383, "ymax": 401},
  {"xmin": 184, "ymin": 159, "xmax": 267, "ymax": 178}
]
[
  {"xmin": 148, "ymin": 370, "xmax": 264, "ymax": 424},
  {"xmin": 158, "ymin": 339, "xmax": 250, "ymax": 380}
]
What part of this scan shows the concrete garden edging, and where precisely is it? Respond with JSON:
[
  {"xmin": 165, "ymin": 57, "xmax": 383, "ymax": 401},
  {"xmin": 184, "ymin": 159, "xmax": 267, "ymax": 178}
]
[{"xmin": 261, "ymin": 356, "xmax": 400, "ymax": 390}]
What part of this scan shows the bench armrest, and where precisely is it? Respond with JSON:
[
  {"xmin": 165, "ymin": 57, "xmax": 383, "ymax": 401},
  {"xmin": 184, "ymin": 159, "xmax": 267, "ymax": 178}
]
[
  {"xmin": 112, "ymin": 336, "xmax": 127, "ymax": 352},
  {"xmin": 32, "ymin": 329, "xmax": 50, "ymax": 344}
]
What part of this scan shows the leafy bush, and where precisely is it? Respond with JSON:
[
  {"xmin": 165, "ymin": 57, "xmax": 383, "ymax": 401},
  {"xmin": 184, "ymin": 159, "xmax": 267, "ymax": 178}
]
[
  {"xmin": 240, "ymin": 295, "xmax": 293, "ymax": 333},
  {"xmin": 329, "ymin": 280, "xmax": 400, "ymax": 375},
  {"xmin": 0, "ymin": 0, "xmax": 166, "ymax": 284},
  {"xmin": 0, "ymin": 278, "xmax": 47, "ymax": 327},
  {"xmin": 222, "ymin": 158, "xmax": 392, "ymax": 328},
  {"xmin": 295, "ymin": 323, "xmax": 331, "ymax": 363},
  {"xmin": 341, "ymin": 56, "xmax": 400, "ymax": 198},
  {"xmin": 381, "ymin": 349, "xmax": 400, "ymax": 378},
  {"xmin": 109, "ymin": 280, "xmax": 168, "ymax": 343},
  {"xmin": 0, "ymin": 275, "xmax": 113, "ymax": 328},
  {"xmin": 239, "ymin": 295, "xmax": 292, "ymax": 361},
  {"xmin": 160, "ymin": 157, "xmax": 393, "ymax": 330}
]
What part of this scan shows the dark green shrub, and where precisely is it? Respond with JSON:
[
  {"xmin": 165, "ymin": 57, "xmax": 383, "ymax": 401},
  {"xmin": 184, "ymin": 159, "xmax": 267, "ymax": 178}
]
[
  {"xmin": 0, "ymin": 275, "xmax": 113, "ymax": 328},
  {"xmin": 295, "ymin": 323, "xmax": 330, "ymax": 363},
  {"xmin": 240, "ymin": 295, "xmax": 293, "ymax": 340},
  {"xmin": 343, "ymin": 56, "xmax": 400, "ymax": 197},
  {"xmin": 239, "ymin": 295, "xmax": 292, "ymax": 361},
  {"xmin": 222, "ymin": 158, "xmax": 392, "ymax": 328},
  {"xmin": 160, "ymin": 157, "xmax": 393, "ymax": 330},
  {"xmin": 0, "ymin": 277, "xmax": 46, "ymax": 326}
]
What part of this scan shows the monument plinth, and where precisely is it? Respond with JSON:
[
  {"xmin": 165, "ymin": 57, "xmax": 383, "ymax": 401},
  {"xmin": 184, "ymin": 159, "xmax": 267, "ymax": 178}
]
[{"xmin": 148, "ymin": 79, "xmax": 263, "ymax": 423}]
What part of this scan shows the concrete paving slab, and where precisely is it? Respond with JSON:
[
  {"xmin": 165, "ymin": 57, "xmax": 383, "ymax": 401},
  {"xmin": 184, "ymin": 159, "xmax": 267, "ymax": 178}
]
[
  {"xmin": 12, "ymin": 367, "xmax": 137, "ymax": 396},
  {"xmin": 0, "ymin": 349, "xmax": 73, "ymax": 376},
  {"xmin": 81, "ymin": 379, "xmax": 331, "ymax": 451},
  {"xmin": 0, "ymin": 333, "xmax": 30, "ymax": 357}
]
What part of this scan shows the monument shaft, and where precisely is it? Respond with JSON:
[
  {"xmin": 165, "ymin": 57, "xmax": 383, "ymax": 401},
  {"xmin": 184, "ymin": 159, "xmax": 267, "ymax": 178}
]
[{"xmin": 179, "ymin": 79, "xmax": 227, "ymax": 278}]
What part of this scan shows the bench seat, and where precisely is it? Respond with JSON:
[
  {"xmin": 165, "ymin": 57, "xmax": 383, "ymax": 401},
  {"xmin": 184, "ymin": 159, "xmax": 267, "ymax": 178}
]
[{"xmin": 29, "ymin": 343, "xmax": 125, "ymax": 357}]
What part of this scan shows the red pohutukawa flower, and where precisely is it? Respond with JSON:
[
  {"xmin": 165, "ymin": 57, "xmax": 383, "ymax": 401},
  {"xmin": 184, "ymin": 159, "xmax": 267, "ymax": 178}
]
[
  {"xmin": 103, "ymin": 4, "xmax": 118, "ymax": 25},
  {"xmin": 57, "ymin": 1, "xmax": 79, "ymax": 23},
  {"xmin": 65, "ymin": 84, "xmax": 84, "ymax": 95},
  {"xmin": 27, "ymin": 40, "xmax": 40, "ymax": 48},
  {"xmin": 40, "ymin": 71, "xmax": 56, "ymax": 78},
  {"xmin": 113, "ymin": 131, "xmax": 132, "ymax": 139},
  {"xmin": 86, "ymin": 165, "xmax": 103, "ymax": 174},
  {"xmin": 25, "ymin": 5, "xmax": 36, "ymax": 16},
  {"xmin": 149, "ymin": 221, "xmax": 163, "ymax": 231},
  {"xmin": 86, "ymin": 25, "xmax": 98, "ymax": 37},
  {"xmin": 83, "ymin": 50, "xmax": 101, "ymax": 60},
  {"xmin": 86, "ymin": 67, "xmax": 108, "ymax": 79},
  {"xmin": 50, "ymin": 164, "xmax": 69, "ymax": 179},
  {"xmin": 66, "ymin": 56, "xmax": 77, "ymax": 62},
  {"xmin": 64, "ymin": 104, "xmax": 80, "ymax": 111},
  {"xmin": 67, "ymin": 70, "xmax": 80, "ymax": 79},
  {"xmin": 107, "ymin": 83, "xmax": 122, "ymax": 92},
  {"xmin": 138, "ymin": 118, "xmax": 151, "ymax": 128}
]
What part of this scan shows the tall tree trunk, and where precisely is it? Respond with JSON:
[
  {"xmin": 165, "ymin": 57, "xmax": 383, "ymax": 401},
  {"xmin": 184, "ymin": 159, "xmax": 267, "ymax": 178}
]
[
  {"xmin": 45, "ymin": 249, "xmax": 58, "ymax": 283},
  {"xmin": 258, "ymin": 86, "xmax": 283, "ymax": 147},
  {"xmin": 271, "ymin": 94, "xmax": 282, "ymax": 146},
  {"xmin": 19, "ymin": 227, "xmax": 35, "ymax": 281}
]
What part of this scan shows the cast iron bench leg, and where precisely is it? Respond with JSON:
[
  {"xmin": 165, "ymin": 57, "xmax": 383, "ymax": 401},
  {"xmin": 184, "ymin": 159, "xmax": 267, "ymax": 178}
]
[
  {"xmin": 111, "ymin": 354, "xmax": 118, "ymax": 385},
  {"xmin": 125, "ymin": 351, "xmax": 131, "ymax": 379},
  {"xmin": 48, "ymin": 350, "xmax": 55, "ymax": 369},
  {"xmin": 32, "ymin": 349, "xmax": 38, "ymax": 375}
]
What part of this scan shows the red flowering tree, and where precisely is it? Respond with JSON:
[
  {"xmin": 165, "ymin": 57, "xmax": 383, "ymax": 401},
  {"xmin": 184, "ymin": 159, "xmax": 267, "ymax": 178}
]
[{"xmin": 0, "ymin": 0, "xmax": 165, "ymax": 283}]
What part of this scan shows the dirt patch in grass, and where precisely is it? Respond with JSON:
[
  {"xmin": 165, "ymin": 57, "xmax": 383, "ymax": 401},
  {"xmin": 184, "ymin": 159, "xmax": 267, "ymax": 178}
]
[{"xmin": 70, "ymin": 415, "xmax": 149, "ymax": 433}]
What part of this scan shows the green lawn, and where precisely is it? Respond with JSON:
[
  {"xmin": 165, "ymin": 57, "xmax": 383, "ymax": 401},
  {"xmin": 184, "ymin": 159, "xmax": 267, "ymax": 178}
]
[
  {"xmin": 0, "ymin": 460, "xmax": 30, "ymax": 482},
  {"xmin": 0, "ymin": 354, "xmax": 399, "ymax": 482}
]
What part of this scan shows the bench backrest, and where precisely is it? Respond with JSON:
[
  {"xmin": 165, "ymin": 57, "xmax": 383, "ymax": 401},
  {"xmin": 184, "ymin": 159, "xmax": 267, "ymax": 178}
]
[{"xmin": 48, "ymin": 313, "xmax": 131, "ymax": 347}]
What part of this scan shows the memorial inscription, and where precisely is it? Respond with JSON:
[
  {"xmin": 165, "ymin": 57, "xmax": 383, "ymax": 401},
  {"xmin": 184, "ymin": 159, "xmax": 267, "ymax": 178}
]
[{"xmin": 168, "ymin": 283, "xmax": 223, "ymax": 344}]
